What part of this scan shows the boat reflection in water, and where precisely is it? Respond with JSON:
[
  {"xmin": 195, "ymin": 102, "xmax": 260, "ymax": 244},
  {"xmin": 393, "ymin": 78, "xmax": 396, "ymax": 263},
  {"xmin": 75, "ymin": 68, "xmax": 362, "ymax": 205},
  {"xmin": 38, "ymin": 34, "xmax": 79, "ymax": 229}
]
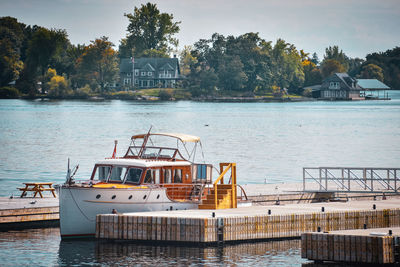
[{"xmin": 58, "ymin": 239, "xmax": 305, "ymax": 266}]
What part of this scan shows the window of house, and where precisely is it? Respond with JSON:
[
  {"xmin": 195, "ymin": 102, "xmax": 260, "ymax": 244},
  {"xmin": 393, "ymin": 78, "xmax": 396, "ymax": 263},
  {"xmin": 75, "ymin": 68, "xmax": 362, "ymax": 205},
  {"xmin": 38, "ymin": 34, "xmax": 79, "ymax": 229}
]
[
  {"xmin": 148, "ymin": 72, "xmax": 152, "ymax": 76},
  {"xmin": 141, "ymin": 72, "xmax": 146, "ymax": 76},
  {"xmin": 329, "ymin": 82, "xmax": 340, "ymax": 89},
  {"xmin": 124, "ymin": 78, "xmax": 131, "ymax": 85},
  {"xmin": 135, "ymin": 79, "xmax": 139, "ymax": 85},
  {"xmin": 174, "ymin": 169, "xmax": 182, "ymax": 183},
  {"xmin": 134, "ymin": 69, "xmax": 139, "ymax": 76},
  {"xmin": 149, "ymin": 80, "xmax": 154, "ymax": 87},
  {"xmin": 127, "ymin": 73, "xmax": 131, "ymax": 77},
  {"xmin": 143, "ymin": 80, "xmax": 148, "ymax": 87}
]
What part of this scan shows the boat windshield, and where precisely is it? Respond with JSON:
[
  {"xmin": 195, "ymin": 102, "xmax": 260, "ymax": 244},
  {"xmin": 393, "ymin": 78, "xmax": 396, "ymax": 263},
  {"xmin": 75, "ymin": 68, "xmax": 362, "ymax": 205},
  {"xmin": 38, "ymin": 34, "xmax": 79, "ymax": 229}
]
[
  {"xmin": 92, "ymin": 166, "xmax": 111, "ymax": 181},
  {"xmin": 125, "ymin": 168, "xmax": 143, "ymax": 184}
]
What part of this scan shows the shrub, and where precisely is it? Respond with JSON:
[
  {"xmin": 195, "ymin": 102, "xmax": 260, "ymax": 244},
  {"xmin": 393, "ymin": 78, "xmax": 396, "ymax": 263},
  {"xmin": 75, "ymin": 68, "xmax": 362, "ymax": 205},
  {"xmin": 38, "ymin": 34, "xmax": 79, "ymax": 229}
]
[
  {"xmin": 159, "ymin": 89, "xmax": 173, "ymax": 100},
  {"xmin": 302, "ymin": 88, "xmax": 313, "ymax": 97},
  {"xmin": 0, "ymin": 86, "xmax": 20, "ymax": 98},
  {"xmin": 47, "ymin": 75, "xmax": 71, "ymax": 97},
  {"xmin": 74, "ymin": 84, "xmax": 92, "ymax": 98}
]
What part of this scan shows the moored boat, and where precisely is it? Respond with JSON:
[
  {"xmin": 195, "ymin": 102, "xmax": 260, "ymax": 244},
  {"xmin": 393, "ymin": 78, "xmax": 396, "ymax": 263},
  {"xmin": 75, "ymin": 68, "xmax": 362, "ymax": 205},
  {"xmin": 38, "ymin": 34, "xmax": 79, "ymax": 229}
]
[{"xmin": 59, "ymin": 132, "xmax": 214, "ymax": 238}]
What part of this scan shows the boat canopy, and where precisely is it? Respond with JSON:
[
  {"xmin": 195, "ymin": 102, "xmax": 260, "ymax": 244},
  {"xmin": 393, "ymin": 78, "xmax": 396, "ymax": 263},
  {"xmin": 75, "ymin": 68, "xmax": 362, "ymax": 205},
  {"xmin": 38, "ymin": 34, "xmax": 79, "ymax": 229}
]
[{"xmin": 131, "ymin": 132, "xmax": 200, "ymax": 143}]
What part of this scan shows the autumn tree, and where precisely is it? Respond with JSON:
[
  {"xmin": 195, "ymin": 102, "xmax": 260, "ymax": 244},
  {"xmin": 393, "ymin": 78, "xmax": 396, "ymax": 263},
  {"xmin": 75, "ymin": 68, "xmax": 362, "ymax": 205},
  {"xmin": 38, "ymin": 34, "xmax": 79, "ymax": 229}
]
[
  {"xmin": 76, "ymin": 37, "xmax": 118, "ymax": 92},
  {"xmin": 320, "ymin": 59, "xmax": 346, "ymax": 78},
  {"xmin": 360, "ymin": 64, "xmax": 384, "ymax": 81},
  {"xmin": 302, "ymin": 59, "xmax": 322, "ymax": 86},
  {"xmin": 323, "ymin": 45, "xmax": 349, "ymax": 70},
  {"xmin": 120, "ymin": 3, "xmax": 180, "ymax": 58}
]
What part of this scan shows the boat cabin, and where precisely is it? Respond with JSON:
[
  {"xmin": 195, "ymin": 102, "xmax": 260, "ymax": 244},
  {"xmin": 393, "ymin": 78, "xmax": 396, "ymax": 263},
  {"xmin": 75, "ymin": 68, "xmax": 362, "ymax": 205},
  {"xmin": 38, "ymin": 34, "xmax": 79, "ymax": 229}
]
[{"xmin": 88, "ymin": 133, "xmax": 213, "ymax": 191}]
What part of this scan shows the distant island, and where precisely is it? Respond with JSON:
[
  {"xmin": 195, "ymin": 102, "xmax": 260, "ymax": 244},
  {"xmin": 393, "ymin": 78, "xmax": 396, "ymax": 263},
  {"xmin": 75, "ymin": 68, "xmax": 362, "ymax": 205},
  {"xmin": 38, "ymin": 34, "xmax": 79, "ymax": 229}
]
[{"xmin": 0, "ymin": 3, "xmax": 399, "ymax": 100}]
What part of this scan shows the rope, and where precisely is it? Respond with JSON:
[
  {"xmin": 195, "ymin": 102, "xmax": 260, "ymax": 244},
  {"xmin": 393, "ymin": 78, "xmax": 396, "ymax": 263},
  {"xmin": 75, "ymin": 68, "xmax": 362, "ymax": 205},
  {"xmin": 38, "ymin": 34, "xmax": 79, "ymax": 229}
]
[{"xmin": 67, "ymin": 187, "xmax": 95, "ymax": 222}]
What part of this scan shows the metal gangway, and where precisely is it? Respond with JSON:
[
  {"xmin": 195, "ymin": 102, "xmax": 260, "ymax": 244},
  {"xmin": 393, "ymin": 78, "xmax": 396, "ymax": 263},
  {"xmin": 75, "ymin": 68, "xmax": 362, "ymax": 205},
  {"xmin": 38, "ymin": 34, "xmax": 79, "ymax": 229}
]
[{"xmin": 303, "ymin": 167, "xmax": 400, "ymax": 193}]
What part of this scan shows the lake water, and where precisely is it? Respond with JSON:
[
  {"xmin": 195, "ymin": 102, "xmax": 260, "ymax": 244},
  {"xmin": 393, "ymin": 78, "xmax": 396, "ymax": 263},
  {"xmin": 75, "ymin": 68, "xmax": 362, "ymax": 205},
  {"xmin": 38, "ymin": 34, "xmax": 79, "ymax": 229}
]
[
  {"xmin": 0, "ymin": 93, "xmax": 400, "ymax": 266},
  {"xmin": 1, "ymin": 93, "xmax": 400, "ymax": 197}
]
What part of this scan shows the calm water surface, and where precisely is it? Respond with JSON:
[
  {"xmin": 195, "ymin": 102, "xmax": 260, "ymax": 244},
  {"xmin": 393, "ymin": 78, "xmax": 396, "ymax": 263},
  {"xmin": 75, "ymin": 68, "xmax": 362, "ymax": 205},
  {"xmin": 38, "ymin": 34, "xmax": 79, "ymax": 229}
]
[
  {"xmin": 1, "ymin": 92, "xmax": 400, "ymax": 196},
  {"xmin": 0, "ymin": 93, "xmax": 400, "ymax": 266},
  {"xmin": 0, "ymin": 228, "xmax": 307, "ymax": 266}
]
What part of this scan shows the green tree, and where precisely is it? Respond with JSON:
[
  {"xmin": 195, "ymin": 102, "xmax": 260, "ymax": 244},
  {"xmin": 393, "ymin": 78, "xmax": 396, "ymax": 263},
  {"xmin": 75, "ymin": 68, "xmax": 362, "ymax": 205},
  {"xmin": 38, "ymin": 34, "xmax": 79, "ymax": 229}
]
[
  {"xmin": 364, "ymin": 47, "xmax": 400, "ymax": 89},
  {"xmin": 179, "ymin": 45, "xmax": 197, "ymax": 77},
  {"xmin": 0, "ymin": 17, "xmax": 25, "ymax": 86},
  {"xmin": 323, "ymin": 45, "xmax": 349, "ymax": 71},
  {"xmin": 218, "ymin": 55, "xmax": 247, "ymax": 91},
  {"xmin": 321, "ymin": 59, "xmax": 346, "ymax": 78},
  {"xmin": 360, "ymin": 63, "xmax": 384, "ymax": 81},
  {"xmin": 347, "ymin": 57, "xmax": 364, "ymax": 77},
  {"xmin": 121, "ymin": 3, "xmax": 180, "ymax": 58},
  {"xmin": 17, "ymin": 27, "xmax": 68, "ymax": 95},
  {"xmin": 76, "ymin": 36, "xmax": 118, "ymax": 92},
  {"xmin": 270, "ymin": 39, "xmax": 304, "ymax": 91},
  {"xmin": 26, "ymin": 28, "xmax": 68, "ymax": 76},
  {"xmin": 302, "ymin": 59, "xmax": 322, "ymax": 86}
]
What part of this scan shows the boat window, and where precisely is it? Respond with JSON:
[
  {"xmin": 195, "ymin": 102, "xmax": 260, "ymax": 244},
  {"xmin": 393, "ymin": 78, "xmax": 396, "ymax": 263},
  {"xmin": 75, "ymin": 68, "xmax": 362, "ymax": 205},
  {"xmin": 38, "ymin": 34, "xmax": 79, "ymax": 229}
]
[
  {"xmin": 109, "ymin": 166, "xmax": 127, "ymax": 182},
  {"xmin": 125, "ymin": 168, "xmax": 142, "ymax": 184},
  {"xmin": 93, "ymin": 166, "xmax": 111, "ymax": 181},
  {"xmin": 143, "ymin": 170, "xmax": 153, "ymax": 184},
  {"xmin": 174, "ymin": 169, "xmax": 182, "ymax": 183},
  {"xmin": 153, "ymin": 169, "xmax": 160, "ymax": 184},
  {"xmin": 164, "ymin": 169, "xmax": 172, "ymax": 183}
]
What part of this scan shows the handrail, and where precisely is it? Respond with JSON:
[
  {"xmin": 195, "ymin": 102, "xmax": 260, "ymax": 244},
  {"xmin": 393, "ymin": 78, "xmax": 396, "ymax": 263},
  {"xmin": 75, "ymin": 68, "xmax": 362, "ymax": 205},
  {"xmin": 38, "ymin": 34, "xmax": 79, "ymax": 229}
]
[
  {"xmin": 303, "ymin": 167, "xmax": 400, "ymax": 193},
  {"xmin": 236, "ymin": 184, "xmax": 248, "ymax": 201},
  {"xmin": 213, "ymin": 163, "xmax": 237, "ymax": 208}
]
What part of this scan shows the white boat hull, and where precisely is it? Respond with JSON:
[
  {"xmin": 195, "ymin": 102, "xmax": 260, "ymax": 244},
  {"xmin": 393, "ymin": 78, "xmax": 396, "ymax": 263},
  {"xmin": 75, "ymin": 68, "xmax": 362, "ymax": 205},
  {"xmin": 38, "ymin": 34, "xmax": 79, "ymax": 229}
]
[{"xmin": 59, "ymin": 185, "xmax": 198, "ymax": 238}]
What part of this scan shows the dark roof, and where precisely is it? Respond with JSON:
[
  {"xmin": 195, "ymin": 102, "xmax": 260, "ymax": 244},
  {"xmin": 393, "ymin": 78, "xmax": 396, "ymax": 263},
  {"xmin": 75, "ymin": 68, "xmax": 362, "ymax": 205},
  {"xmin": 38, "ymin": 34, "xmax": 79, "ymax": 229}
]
[
  {"xmin": 356, "ymin": 79, "xmax": 390, "ymax": 90},
  {"xmin": 120, "ymin": 57, "xmax": 180, "ymax": 73},
  {"xmin": 322, "ymin": 73, "xmax": 362, "ymax": 90},
  {"xmin": 120, "ymin": 58, "xmax": 133, "ymax": 72},
  {"xmin": 303, "ymin": 84, "xmax": 321, "ymax": 91}
]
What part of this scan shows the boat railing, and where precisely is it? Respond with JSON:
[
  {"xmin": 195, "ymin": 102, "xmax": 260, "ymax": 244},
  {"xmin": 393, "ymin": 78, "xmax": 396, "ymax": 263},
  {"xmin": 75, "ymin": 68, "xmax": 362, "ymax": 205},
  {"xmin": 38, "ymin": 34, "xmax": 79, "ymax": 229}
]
[
  {"xmin": 124, "ymin": 146, "xmax": 187, "ymax": 161},
  {"xmin": 213, "ymin": 163, "xmax": 237, "ymax": 208},
  {"xmin": 161, "ymin": 183, "xmax": 207, "ymax": 203}
]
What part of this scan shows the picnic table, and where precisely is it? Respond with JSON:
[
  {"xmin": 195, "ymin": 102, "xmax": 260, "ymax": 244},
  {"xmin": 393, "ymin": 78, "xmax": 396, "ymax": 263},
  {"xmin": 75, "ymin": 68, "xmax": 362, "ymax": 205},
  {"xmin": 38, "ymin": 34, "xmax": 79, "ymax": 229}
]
[{"xmin": 18, "ymin": 182, "xmax": 56, "ymax": 198}]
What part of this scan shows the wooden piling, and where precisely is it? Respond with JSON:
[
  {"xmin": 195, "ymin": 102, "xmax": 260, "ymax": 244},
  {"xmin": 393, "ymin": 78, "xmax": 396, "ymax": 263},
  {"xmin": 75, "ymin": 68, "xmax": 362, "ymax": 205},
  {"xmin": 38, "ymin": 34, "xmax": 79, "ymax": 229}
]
[
  {"xmin": 96, "ymin": 207, "xmax": 400, "ymax": 245},
  {"xmin": 301, "ymin": 228, "xmax": 399, "ymax": 264}
]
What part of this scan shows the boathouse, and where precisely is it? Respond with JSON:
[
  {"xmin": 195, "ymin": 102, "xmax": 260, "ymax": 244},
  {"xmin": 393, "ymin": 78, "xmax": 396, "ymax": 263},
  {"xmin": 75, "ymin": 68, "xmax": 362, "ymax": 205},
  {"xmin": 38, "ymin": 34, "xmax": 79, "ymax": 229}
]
[
  {"xmin": 119, "ymin": 57, "xmax": 183, "ymax": 89},
  {"xmin": 357, "ymin": 79, "xmax": 391, "ymax": 99},
  {"xmin": 316, "ymin": 73, "xmax": 363, "ymax": 100}
]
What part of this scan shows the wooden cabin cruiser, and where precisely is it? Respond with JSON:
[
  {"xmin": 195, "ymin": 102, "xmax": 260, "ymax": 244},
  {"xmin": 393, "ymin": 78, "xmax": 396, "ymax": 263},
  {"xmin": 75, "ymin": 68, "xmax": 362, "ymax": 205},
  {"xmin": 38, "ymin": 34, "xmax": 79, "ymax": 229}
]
[{"xmin": 59, "ymin": 132, "xmax": 215, "ymax": 238}]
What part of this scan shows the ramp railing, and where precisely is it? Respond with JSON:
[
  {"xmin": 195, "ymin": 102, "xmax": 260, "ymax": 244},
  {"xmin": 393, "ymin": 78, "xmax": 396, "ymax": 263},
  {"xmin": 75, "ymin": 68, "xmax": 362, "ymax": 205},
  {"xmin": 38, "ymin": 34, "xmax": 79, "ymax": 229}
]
[{"xmin": 303, "ymin": 167, "xmax": 400, "ymax": 193}]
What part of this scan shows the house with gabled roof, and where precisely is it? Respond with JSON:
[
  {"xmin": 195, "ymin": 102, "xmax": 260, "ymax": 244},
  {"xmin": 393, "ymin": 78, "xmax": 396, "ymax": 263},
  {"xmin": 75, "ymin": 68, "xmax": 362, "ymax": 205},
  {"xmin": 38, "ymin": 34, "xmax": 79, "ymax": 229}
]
[
  {"xmin": 119, "ymin": 57, "xmax": 183, "ymax": 89},
  {"xmin": 318, "ymin": 73, "xmax": 363, "ymax": 100}
]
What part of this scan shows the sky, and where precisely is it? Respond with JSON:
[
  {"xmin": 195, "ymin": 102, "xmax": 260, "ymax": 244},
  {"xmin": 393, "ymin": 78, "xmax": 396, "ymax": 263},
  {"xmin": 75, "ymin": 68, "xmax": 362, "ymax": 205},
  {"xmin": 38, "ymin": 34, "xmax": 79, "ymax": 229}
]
[{"xmin": 1, "ymin": 0, "xmax": 399, "ymax": 59}]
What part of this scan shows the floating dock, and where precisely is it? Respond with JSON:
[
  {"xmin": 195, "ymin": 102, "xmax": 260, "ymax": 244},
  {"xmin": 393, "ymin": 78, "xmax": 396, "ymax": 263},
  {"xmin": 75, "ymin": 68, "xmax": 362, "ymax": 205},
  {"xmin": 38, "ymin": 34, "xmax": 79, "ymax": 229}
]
[
  {"xmin": 96, "ymin": 199, "xmax": 400, "ymax": 244},
  {"xmin": 301, "ymin": 228, "xmax": 400, "ymax": 264},
  {"xmin": 0, "ymin": 197, "xmax": 59, "ymax": 230}
]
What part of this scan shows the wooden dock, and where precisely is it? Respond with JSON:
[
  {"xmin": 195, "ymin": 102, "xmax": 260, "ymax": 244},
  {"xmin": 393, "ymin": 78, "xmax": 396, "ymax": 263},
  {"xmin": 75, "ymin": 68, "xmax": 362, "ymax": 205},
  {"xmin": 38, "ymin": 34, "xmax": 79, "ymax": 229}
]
[
  {"xmin": 301, "ymin": 228, "xmax": 400, "ymax": 264},
  {"xmin": 0, "ymin": 197, "xmax": 59, "ymax": 230},
  {"xmin": 96, "ymin": 199, "xmax": 400, "ymax": 244}
]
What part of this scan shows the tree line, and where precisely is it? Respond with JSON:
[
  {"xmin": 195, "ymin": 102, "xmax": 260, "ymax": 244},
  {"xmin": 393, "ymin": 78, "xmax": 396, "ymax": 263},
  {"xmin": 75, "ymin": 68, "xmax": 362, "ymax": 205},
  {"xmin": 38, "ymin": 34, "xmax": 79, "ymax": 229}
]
[{"xmin": 0, "ymin": 3, "xmax": 399, "ymax": 99}]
